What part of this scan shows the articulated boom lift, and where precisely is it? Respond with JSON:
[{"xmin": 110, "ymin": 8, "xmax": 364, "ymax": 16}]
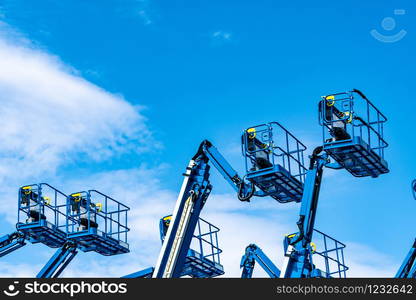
[
  {"xmin": 39, "ymin": 190, "xmax": 130, "ymax": 277},
  {"xmin": 240, "ymin": 90, "xmax": 388, "ymax": 278},
  {"xmin": 395, "ymin": 180, "xmax": 416, "ymax": 278},
  {"xmin": 0, "ymin": 184, "xmax": 130, "ymax": 278},
  {"xmin": 0, "ymin": 89, "xmax": 391, "ymax": 279},
  {"xmin": 0, "ymin": 184, "xmax": 68, "ymax": 258},
  {"xmin": 127, "ymin": 121, "xmax": 307, "ymax": 278},
  {"xmin": 281, "ymin": 89, "xmax": 388, "ymax": 278}
]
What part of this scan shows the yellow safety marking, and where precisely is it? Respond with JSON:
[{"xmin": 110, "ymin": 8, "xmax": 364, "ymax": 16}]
[
  {"xmin": 71, "ymin": 193, "xmax": 82, "ymax": 202},
  {"xmin": 22, "ymin": 186, "xmax": 32, "ymax": 195},
  {"xmin": 95, "ymin": 202, "xmax": 103, "ymax": 212},
  {"xmin": 163, "ymin": 216, "xmax": 172, "ymax": 226},
  {"xmin": 286, "ymin": 233, "xmax": 296, "ymax": 239},
  {"xmin": 344, "ymin": 111, "xmax": 353, "ymax": 123},
  {"xmin": 325, "ymin": 95, "xmax": 335, "ymax": 107},
  {"xmin": 247, "ymin": 128, "xmax": 256, "ymax": 139},
  {"xmin": 43, "ymin": 197, "xmax": 51, "ymax": 205},
  {"xmin": 310, "ymin": 242, "xmax": 317, "ymax": 253}
]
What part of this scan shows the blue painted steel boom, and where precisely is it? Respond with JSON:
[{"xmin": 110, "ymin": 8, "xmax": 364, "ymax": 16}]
[
  {"xmin": 396, "ymin": 239, "xmax": 416, "ymax": 278},
  {"xmin": 281, "ymin": 147, "xmax": 332, "ymax": 278},
  {"xmin": 152, "ymin": 140, "xmax": 253, "ymax": 278},
  {"xmin": 152, "ymin": 156, "xmax": 211, "ymax": 277},
  {"xmin": 396, "ymin": 181, "xmax": 416, "ymax": 278},
  {"xmin": 197, "ymin": 140, "xmax": 255, "ymax": 201},
  {"xmin": 0, "ymin": 232, "xmax": 26, "ymax": 257},
  {"xmin": 123, "ymin": 267, "xmax": 155, "ymax": 278},
  {"xmin": 37, "ymin": 241, "xmax": 78, "ymax": 278},
  {"xmin": 240, "ymin": 244, "xmax": 281, "ymax": 278}
]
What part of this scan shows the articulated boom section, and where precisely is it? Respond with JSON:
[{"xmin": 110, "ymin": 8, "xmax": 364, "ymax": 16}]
[
  {"xmin": 240, "ymin": 244, "xmax": 280, "ymax": 278},
  {"xmin": 396, "ymin": 181, "xmax": 416, "ymax": 278},
  {"xmin": 37, "ymin": 241, "xmax": 78, "ymax": 278},
  {"xmin": 412, "ymin": 180, "xmax": 416, "ymax": 201},
  {"xmin": 278, "ymin": 148, "xmax": 350, "ymax": 278},
  {"xmin": 396, "ymin": 239, "xmax": 416, "ymax": 278},
  {"xmin": 0, "ymin": 232, "xmax": 26, "ymax": 257}
]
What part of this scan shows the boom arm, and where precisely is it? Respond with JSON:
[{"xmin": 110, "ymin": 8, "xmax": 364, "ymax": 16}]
[
  {"xmin": 0, "ymin": 231, "xmax": 26, "ymax": 257},
  {"xmin": 152, "ymin": 156, "xmax": 211, "ymax": 278},
  {"xmin": 152, "ymin": 140, "xmax": 252, "ymax": 278},
  {"xmin": 37, "ymin": 241, "xmax": 78, "ymax": 278},
  {"xmin": 240, "ymin": 244, "xmax": 281, "ymax": 278},
  {"xmin": 123, "ymin": 267, "xmax": 154, "ymax": 278},
  {"xmin": 281, "ymin": 147, "xmax": 327, "ymax": 278},
  {"xmin": 198, "ymin": 140, "xmax": 255, "ymax": 201},
  {"xmin": 396, "ymin": 181, "xmax": 416, "ymax": 278},
  {"xmin": 396, "ymin": 239, "xmax": 416, "ymax": 278}
]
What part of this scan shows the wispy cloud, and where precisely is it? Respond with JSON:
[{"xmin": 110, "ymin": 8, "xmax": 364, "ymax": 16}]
[
  {"xmin": 117, "ymin": 0, "xmax": 154, "ymax": 26},
  {"xmin": 137, "ymin": 8, "xmax": 152, "ymax": 26},
  {"xmin": 211, "ymin": 30, "xmax": 232, "ymax": 42},
  {"xmin": 0, "ymin": 21, "xmax": 156, "ymax": 220}
]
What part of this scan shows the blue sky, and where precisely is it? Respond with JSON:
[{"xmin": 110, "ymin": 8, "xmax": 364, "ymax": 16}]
[{"xmin": 0, "ymin": 0, "xmax": 415, "ymax": 277}]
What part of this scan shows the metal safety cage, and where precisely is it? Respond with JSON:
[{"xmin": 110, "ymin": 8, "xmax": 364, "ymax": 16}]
[
  {"xmin": 66, "ymin": 190, "xmax": 130, "ymax": 256},
  {"xmin": 242, "ymin": 122, "xmax": 307, "ymax": 203},
  {"xmin": 17, "ymin": 183, "xmax": 68, "ymax": 248},
  {"xmin": 309, "ymin": 229, "xmax": 348, "ymax": 278},
  {"xmin": 319, "ymin": 90, "xmax": 389, "ymax": 178},
  {"xmin": 183, "ymin": 217, "xmax": 224, "ymax": 278}
]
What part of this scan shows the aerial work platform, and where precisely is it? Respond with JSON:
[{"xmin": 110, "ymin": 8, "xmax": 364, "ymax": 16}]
[
  {"xmin": 17, "ymin": 183, "xmax": 67, "ymax": 248},
  {"xmin": 67, "ymin": 190, "xmax": 130, "ymax": 256},
  {"xmin": 282, "ymin": 229, "xmax": 348, "ymax": 278},
  {"xmin": 160, "ymin": 216, "xmax": 224, "ymax": 278},
  {"xmin": 242, "ymin": 122, "xmax": 307, "ymax": 203},
  {"xmin": 319, "ymin": 89, "xmax": 389, "ymax": 178}
]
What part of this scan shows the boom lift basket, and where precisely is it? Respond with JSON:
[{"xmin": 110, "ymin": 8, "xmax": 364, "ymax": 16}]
[
  {"xmin": 309, "ymin": 229, "xmax": 348, "ymax": 278},
  {"xmin": 319, "ymin": 90, "xmax": 388, "ymax": 178},
  {"xmin": 284, "ymin": 229, "xmax": 348, "ymax": 278},
  {"xmin": 160, "ymin": 216, "xmax": 224, "ymax": 278},
  {"xmin": 242, "ymin": 122, "xmax": 307, "ymax": 203},
  {"xmin": 17, "ymin": 183, "xmax": 67, "ymax": 248},
  {"xmin": 66, "ymin": 190, "xmax": 130, "ymax": 256}
]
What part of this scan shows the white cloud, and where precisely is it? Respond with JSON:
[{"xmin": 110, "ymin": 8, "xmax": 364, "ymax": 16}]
[
  {"xmin": 137, "ymin": 9, "xmax": 152, "ymax": 26},
  {"xmin": 116, "ymin": 0, "xmax": 154, "ymax": 26},
  {"xmin": 0, "ymin": 21, "xmax": 157, "ymax": 221},
  {"xmin": 211, "ymin": 30, "xmax": 233, "ymax": 46},
  {"xmin": 212, "ymin": 31, "xmax": 232, "ymax": 41},
  {"xmin": 345, "ymin": 242, "xmax": 398, "ymax": 277}
]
